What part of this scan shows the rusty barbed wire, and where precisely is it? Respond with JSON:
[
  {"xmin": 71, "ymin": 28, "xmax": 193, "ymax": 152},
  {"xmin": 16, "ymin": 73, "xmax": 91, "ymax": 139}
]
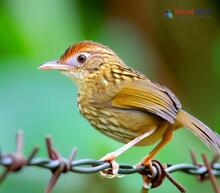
[{"xmin": 0, "ymin": 131, "xmax": 220, "ymax": 193}]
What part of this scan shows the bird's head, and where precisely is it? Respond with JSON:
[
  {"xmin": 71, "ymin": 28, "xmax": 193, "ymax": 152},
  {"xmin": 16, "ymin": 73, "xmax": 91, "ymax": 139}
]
[{"xmin": 39, "ymin": 41, "xmax": 123, "ymax": 84}]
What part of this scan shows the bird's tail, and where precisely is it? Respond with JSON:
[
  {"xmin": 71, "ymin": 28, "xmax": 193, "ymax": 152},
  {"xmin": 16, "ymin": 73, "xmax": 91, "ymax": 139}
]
[{"xmin": 176, "ymin": 109, "xmax": 220, "ymax": 154}]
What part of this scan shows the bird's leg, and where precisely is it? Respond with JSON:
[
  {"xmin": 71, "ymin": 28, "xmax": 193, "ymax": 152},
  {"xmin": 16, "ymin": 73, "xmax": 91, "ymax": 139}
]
[
  {"xmin": 137, "ymin": 126, "xmax": 173, "ymax": 190},
  {"xmin": 140, "ymin": 127, "xmax": 173, "ymax": 166},
  {"xmin": 100, "ymin": 128, "xmax": 157, "ymax": 178}
]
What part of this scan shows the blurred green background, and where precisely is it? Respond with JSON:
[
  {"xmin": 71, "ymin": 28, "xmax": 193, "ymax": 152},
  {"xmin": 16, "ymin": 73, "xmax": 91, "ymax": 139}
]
[{"xmin": 0, "ymin": 0, "xmax": 220, "ymax": 192}]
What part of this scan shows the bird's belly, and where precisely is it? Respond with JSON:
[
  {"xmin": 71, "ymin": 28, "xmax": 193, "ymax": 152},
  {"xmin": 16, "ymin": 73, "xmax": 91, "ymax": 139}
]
[{"xmin": 81, "ymin": 106, "xmax": 167, "ymax": 146}]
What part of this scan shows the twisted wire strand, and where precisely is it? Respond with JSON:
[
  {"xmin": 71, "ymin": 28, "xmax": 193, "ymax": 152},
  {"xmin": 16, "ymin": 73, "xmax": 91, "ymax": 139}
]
[{"xmin": 1, "ymin": 156, "xmax": 220, "ymax": 175}]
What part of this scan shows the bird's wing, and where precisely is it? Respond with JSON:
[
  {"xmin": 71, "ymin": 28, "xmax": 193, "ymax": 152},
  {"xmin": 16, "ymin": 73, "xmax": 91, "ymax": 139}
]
[{"xmin": 110, "ymin": 80, "xmax": 182, "ymax": 124}]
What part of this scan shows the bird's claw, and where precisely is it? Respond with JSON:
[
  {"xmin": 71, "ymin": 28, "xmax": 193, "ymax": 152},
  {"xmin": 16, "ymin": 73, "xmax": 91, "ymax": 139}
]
[
  {"xmin": 99, "ymin": 152, "xmax": 122, "ymax": 178},
  {"xmin": 135, "ymin": 159, "xmax": 154, "ymax": 190},
  {"xmin": 100, "ymin": 160, "xmax": 120, "ymax": 178}
]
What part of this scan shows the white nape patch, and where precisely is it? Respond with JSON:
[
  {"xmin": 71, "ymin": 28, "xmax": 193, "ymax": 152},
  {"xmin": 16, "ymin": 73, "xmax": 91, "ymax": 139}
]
[{"xmin": 66, "ymin": 52, "xmax": 91, "ymax": 67}]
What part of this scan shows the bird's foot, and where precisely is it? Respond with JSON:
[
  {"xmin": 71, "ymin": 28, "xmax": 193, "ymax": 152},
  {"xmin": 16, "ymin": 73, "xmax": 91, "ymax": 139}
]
[
  {"xmin": 136, "ymin": 158, "xmax": 154, "ymax": 190},
  {"xmin": 99, "ymin": 152, "xmax": 122, "ymax": 178}
]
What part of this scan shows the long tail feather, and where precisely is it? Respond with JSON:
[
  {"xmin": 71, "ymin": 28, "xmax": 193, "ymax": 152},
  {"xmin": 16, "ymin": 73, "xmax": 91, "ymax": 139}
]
[{"xmin": 176, "ymin": 110, "xmax": 220, "ymax": 154}]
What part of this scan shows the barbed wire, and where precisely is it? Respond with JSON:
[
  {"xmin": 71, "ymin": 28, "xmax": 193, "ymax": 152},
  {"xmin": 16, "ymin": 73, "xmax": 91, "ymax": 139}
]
[{"xmin": 0, "ymin": 131, "xmax": 220, "ymax": 193}]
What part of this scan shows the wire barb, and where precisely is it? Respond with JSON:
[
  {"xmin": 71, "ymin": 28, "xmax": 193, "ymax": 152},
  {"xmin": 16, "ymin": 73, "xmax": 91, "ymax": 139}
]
[
  {"xmin": 0, "ymin": 131, "xmax": 220, "ymax": 193},
  {"xmin": 0, "ymin": 131, "xmax": 38, "ymax": 183},
  {"xmin": 45, "ymin": 137, "xmax": 78, "ymax": 193},
  {"xmin": 202, "ymin": 154, "xmax": 220, "ymax": 193}
]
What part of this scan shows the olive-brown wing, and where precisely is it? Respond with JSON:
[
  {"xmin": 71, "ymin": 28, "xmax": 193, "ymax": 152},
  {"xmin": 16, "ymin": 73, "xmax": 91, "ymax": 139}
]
[{"xmin": 110, "ymin": 80, "xmax": 182, "ymax": 124}]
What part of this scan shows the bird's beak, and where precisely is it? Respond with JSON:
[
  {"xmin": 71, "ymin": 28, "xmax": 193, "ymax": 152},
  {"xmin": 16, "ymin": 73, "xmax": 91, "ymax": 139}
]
[{"xmin": 39, "ymin": 60, "xmax": 70, "ymax": 71}]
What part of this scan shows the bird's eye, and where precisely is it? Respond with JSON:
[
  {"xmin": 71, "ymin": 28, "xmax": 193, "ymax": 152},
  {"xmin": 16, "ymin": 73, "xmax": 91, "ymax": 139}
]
[{"xmin": 77, "ymin": 54, "xmax": 86, "ymax": 63}]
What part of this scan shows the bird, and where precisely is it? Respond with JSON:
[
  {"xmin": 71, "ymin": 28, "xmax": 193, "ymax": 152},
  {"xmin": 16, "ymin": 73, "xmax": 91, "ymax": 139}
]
[{"xmin": 39, "ymin": 40, "xmax": 220, "ymax": 177}]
